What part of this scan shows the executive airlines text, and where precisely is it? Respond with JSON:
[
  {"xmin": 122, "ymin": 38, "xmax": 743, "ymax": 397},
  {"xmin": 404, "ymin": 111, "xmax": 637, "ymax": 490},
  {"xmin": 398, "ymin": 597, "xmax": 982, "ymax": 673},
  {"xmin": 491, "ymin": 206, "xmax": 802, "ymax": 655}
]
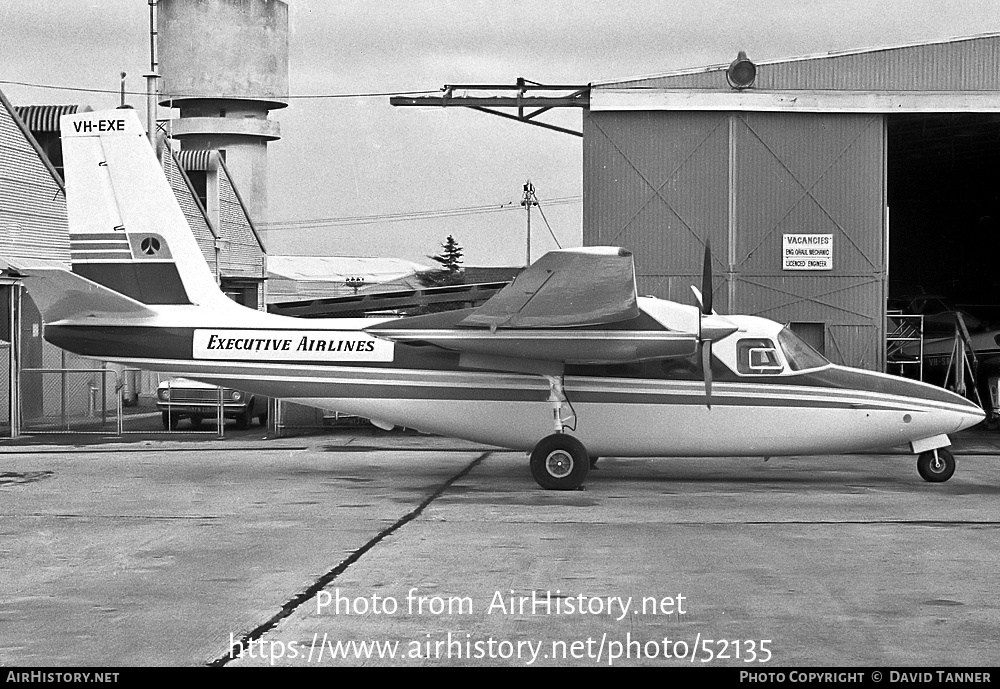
[{"xmin": 193, "ymin": 329, "xmax": 394, "ymax": 362}]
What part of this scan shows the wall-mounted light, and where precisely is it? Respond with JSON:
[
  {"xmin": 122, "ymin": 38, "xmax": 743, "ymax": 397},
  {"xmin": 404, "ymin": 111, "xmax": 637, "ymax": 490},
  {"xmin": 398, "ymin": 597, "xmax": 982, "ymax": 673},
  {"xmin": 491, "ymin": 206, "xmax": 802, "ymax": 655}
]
[{"xmin": 726, "ymin": 50, "xmax": 756, "ymax": 90}]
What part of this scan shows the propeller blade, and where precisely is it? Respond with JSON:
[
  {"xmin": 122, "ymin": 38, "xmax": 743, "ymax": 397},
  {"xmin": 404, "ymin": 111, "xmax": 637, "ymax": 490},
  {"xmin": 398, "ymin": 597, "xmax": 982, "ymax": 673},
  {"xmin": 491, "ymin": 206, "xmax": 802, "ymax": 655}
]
[
  {"xmin": 701, "ymin": 239, "xmax": 713, "ymax": 315},
  {"xmin": 702, "ymin": 340, "xmax": 713, "ymax": 409},
  {"xmin": 689, "ymin": 285, "xmax": 703, "ymax": 311}
]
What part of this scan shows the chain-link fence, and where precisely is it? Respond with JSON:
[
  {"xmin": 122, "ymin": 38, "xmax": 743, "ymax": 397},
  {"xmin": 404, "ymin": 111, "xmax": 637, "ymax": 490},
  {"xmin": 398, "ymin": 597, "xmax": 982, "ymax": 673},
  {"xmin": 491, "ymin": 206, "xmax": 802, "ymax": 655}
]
[
  {"xmin": 20, "ymin": 368, "xmax": 123, "ymax": 434},
  {"xmin": 19, "ymin": 367, "xmax": 226, "ymax": 436}
]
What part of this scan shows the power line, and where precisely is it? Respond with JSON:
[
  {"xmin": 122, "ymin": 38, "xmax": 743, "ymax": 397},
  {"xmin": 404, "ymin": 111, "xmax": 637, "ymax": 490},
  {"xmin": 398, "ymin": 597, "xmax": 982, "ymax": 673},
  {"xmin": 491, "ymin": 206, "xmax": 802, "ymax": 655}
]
[
  {"xmin": 261, "ymin": 195, "xmax": 582, "ymax": 231},
  {"xmin": 0, "ymin": 78, "xmax": 440, "ymax": 100}
]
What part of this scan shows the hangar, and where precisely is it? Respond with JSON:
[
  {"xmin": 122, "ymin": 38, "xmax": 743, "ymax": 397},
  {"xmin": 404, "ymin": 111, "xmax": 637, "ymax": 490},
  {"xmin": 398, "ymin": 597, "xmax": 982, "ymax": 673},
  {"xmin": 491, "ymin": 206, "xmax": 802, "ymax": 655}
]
[
  {"xmin": 584, "ymin": 33, "xmax": 1000, "ymax": 370},
  {"xmin": 397, "ymin": 33, "xmax": 1000, "ymax": 372}
]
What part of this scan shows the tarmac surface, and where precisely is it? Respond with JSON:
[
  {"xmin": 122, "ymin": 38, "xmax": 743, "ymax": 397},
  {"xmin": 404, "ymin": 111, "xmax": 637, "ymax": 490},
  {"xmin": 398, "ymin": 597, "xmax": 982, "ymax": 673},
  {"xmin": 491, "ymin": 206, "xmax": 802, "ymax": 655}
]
[{"xmin": 1, "ymin": 425, "xmax": 998, "ymax": 667}]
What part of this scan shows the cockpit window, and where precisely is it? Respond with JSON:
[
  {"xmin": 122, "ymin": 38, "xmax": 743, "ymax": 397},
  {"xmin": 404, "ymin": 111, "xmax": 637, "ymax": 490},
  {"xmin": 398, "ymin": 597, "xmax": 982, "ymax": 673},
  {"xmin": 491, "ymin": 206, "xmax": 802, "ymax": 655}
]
[
  {"xmin": 737, "ymin": 338, "xmax": 783, "ymax": 374},
  {"xmin": 777, "ymin": 327, "xmax": 830, "ymax": 371}
]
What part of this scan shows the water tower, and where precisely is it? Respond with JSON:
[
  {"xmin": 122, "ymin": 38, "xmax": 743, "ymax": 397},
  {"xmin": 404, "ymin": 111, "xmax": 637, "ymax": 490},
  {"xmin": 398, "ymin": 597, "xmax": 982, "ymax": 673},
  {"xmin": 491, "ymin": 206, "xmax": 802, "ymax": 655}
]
[{"xmin": 157, "ymin": 0, "xmax": 288, "ymax": 229}]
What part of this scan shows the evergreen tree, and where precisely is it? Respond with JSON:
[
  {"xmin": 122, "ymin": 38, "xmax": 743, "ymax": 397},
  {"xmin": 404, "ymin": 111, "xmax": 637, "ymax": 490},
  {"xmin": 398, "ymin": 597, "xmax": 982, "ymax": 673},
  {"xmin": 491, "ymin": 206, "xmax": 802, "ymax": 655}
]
[{"xmin": 418, "ymin": 235, "xmax": 465, "ymax": 287}]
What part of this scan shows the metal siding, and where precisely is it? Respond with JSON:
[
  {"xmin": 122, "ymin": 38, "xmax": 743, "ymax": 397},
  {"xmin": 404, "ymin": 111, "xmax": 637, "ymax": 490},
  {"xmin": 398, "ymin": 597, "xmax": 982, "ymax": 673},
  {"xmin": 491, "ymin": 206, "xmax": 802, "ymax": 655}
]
[
  {"xmin": 0, "ymin": 110, "xmax": 69, "ymax": 264},
  {"xmin": 162, "ymin": 150, "xmax": 218, "ymax": 276},
  {"xmin": 584, "ymin": 110, "xmax": 731, "ymax": 308},
  {"xmin": 603, "ymin": 34, "xmax": 1000, "ymax": 92},
  {"xmin": 217, "ymin": 166, "xmax": 264, "ymax": 279}
]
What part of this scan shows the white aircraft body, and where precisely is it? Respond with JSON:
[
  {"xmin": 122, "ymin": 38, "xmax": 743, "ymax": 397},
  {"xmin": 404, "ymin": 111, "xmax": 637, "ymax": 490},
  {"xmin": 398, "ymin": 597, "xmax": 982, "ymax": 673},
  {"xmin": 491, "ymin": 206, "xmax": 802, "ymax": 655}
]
[{"xmin": 8, "ymin": 109, "xmax": 985, "ymax": 489}]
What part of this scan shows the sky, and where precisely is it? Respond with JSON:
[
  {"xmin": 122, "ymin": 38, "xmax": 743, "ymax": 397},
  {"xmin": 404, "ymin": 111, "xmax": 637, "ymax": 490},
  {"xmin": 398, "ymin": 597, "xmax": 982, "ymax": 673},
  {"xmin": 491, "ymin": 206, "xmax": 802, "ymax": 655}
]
[{"xmin": 2, "ymin": 0, "xmax": 999, "ymax": 266}]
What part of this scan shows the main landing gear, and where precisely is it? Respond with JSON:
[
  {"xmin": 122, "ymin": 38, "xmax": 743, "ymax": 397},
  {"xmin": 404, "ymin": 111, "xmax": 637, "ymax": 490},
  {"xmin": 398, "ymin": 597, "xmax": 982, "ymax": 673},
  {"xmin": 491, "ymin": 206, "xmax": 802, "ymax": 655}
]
[
  {"xmin": 528, "ymin": 374, "xmax": 590, "ymax": 490},
  {"xmin": 530, "ymin": 434, "xmax": 590, "ymax": 490},
  {"xmin": 917, "ymin": 448, "xmax": 956, "ymax": 483}
]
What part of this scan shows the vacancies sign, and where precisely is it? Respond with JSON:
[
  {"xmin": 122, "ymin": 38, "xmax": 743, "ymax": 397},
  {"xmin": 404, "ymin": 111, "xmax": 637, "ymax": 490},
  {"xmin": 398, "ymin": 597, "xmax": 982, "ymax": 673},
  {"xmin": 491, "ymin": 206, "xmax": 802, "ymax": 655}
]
[
  {"xmin": 782, "ymin": 234, "xmax": 833, "ymax": 271},
  {"xmin": 193, "ymin": 330, "xmax": 394, "ymax": 362}
]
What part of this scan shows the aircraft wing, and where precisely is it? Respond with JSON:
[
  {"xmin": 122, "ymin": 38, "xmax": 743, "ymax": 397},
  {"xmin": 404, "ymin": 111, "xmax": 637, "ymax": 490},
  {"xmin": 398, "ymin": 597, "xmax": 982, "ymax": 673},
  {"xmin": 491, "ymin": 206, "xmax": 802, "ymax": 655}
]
[
  {"xmin": 365, "ymin": 247, "xmax": 700, "ymax": 368},
  {"xmin": 458, "ymin": 246, "xmax": 639, "ymax": 329}
]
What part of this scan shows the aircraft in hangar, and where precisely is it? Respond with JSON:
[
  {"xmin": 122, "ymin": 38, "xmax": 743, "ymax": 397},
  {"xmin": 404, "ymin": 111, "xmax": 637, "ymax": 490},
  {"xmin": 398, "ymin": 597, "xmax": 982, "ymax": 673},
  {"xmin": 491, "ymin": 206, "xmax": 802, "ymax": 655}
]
[{"xmin": 7, "ymin": 109, "xmax": 985, "ymax": 489}]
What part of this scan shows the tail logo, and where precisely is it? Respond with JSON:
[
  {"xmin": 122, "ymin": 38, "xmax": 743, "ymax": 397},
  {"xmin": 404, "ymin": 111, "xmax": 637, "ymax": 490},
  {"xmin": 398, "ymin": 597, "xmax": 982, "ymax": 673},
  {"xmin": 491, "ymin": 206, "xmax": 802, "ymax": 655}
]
[{"xmin": 140, "ymin": 237, "xmax": 161, "ymax": 256}]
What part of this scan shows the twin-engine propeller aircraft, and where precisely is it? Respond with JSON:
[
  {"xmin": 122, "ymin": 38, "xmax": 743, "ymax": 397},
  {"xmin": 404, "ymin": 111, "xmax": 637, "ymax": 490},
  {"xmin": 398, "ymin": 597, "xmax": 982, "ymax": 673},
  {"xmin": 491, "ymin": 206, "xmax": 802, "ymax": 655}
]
[{"xmin": 8, "ymin": 109, "xmax": 985, "ymax": 489}]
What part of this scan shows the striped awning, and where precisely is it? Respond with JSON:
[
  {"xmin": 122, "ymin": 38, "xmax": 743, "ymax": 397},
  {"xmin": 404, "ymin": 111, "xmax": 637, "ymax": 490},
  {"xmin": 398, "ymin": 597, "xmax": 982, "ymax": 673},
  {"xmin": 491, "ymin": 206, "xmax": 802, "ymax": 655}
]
[
  {"xmin": 175, "ymin": 149, "xmax": 216, "ymax": 171},
  {"xmin": 14, "ymin": 105, "xmax": 91, "ymax": 132}
]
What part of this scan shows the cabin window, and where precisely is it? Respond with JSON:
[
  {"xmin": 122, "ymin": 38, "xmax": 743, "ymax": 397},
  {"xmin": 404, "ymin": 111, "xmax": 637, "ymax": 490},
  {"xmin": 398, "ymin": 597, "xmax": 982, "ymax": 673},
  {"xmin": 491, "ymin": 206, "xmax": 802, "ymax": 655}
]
[{"xmin": 737, "ymin": 338, "xmax": 783, "ymax": 375}]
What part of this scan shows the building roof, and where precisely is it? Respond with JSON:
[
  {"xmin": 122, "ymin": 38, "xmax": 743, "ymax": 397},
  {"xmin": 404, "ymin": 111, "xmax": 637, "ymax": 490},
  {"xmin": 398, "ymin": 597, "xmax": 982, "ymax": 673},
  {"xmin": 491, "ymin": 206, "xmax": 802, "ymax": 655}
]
[
  {"xmin": 268, "ymin": 255, "xmax": 430, "ymax": 281},
  {"xmin": 593, "ymin": 32, "xmax": 1000, "ymax": 113}
]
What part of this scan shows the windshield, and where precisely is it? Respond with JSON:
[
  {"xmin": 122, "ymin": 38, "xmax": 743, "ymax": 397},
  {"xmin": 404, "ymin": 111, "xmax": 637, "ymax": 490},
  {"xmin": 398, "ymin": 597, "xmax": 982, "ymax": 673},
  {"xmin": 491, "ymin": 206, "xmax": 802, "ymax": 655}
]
[{"xmin": 777, "ymin": 327, "xmax": 830, "ymax": 371}]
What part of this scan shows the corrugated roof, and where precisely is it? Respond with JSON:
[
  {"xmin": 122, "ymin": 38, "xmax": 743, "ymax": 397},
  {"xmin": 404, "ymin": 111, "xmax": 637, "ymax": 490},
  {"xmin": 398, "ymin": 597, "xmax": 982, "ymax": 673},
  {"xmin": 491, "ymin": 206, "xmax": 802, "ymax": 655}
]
[
  {"xmin": 13, "ymin": 104, "xmax": 91, "ymax": 131},
  {"xmin": 598, "ymin": 32, "xmax": 1000, "ymax": 91},
  {"xmin": 267, "ymin": 255, "xmax": 430, "ymax": 281}
]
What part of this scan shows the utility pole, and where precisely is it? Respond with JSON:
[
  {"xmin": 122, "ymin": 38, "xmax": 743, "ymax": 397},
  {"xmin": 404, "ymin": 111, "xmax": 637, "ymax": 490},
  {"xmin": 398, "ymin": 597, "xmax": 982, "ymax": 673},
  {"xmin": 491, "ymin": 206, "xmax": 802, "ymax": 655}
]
[
  {"xmin": 145, "ymin": 0, "xmax": 160, "ymax": 146},
  {"xmin": 521, "ymin": 180, "xmax": 538, "ymax": 266}
]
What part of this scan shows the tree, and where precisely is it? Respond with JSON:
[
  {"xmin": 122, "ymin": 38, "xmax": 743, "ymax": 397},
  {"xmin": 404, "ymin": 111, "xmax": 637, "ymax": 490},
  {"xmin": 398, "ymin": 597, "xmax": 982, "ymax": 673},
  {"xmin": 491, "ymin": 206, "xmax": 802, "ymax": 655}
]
[{"xmin": 417, "ymin": 235, "xmax": 465, "ymax": 287}]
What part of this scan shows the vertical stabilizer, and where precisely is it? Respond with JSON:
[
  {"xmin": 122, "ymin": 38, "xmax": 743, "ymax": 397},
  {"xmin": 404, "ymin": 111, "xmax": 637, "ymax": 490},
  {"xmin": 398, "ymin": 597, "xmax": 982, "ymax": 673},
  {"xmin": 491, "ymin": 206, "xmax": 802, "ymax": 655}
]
[{"xmin": 60, "ymin": 109, "xmax": 233, "ymax": 309}]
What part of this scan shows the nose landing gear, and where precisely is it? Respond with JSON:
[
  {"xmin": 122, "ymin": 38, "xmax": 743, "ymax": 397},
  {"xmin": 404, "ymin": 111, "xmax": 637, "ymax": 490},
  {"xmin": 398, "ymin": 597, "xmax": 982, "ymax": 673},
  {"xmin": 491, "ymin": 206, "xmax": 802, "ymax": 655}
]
[{"xmin": 917, "ymin": 448, "xmax": 955, "ymax": 482}]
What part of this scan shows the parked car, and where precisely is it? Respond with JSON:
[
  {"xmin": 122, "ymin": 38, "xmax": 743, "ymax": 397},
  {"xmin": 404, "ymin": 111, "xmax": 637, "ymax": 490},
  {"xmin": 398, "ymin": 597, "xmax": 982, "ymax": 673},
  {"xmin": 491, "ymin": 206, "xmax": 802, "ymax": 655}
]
[{"xmin": 156, "ymin": 378, "xmax": 268, "ymax": 430}]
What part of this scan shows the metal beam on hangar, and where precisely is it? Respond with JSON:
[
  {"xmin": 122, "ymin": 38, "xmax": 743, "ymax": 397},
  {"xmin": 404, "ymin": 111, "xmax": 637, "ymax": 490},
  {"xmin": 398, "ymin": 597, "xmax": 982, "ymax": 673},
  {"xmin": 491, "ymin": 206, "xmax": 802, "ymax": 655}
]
[{"xmin": 390, "ymin": 79, "xmax": 590, "ymax": 137}]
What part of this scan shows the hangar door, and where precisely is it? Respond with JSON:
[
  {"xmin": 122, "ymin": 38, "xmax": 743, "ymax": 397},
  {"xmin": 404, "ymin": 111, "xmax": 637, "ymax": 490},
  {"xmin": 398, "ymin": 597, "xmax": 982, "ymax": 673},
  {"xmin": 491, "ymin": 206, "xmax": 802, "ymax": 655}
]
[
  {"xmin": 584, "ymin": 110, "xmax": 886, "ymax": 369},
  {"xmin": 731, "ymin": 112, "xmax": 885, "ymax": 369}
]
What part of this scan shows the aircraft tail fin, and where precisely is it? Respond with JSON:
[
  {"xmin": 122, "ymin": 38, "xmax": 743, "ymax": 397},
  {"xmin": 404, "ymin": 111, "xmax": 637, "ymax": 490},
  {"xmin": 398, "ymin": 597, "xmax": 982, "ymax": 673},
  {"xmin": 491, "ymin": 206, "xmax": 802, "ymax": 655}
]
[{"xmin": 58, "ymin": 108, "xmax": 233, "ymax": 311}]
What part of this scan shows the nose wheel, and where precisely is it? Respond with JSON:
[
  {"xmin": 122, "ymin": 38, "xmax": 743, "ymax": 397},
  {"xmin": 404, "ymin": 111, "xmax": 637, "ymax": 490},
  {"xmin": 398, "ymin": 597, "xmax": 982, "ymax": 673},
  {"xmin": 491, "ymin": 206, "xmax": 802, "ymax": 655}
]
[
  {"xmin": 530, "ymin": 433, "xmax": 590, "ymax": 490},
  {"xmin": 917, "ymin": 448, "xmax": 955, "ymax": 482}
]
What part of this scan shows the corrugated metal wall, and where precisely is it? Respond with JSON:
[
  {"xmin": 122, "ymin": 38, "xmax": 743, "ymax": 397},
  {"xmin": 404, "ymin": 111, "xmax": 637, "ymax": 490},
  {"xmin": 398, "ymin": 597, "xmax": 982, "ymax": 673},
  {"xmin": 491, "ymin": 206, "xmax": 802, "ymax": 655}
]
[
  {"xmin": 0, "ymin": 105, "xmax": 69, "ymax": 264},
  {"xmin": 162, "ymin": 149, "xmax": 218, "ymax": 276},
  {"xmin": 216, "ymin": 162, "xmax": 265, "ymax": 280},
  {"xmin": 584, "ymin": 110, "xmax": 886, "ymax": 369},
  {"xmin": 583, "ymin": 111, "xmax": 732, "ymax": 308}
]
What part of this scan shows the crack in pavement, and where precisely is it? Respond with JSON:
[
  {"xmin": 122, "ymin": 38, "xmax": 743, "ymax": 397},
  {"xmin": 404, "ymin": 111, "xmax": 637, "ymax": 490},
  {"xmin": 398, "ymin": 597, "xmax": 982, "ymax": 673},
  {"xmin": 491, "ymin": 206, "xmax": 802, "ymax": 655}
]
[{"xmin": 208, "ymin": 451, "xmax": 492, "ymax": 667}]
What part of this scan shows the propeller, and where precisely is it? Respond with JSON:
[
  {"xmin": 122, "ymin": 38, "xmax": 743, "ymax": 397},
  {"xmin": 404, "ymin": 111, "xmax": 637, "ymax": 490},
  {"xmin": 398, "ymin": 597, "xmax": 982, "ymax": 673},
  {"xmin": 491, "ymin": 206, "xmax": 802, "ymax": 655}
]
[{"xmin": 690, "ymin": 240, "xmax": 737, "ymax": 409}]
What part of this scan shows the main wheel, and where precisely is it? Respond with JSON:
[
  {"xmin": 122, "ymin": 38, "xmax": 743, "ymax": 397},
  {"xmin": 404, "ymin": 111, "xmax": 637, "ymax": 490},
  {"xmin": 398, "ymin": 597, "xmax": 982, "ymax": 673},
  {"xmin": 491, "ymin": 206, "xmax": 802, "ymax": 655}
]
[
  {"xmin": 530, "ymin": 434, "xmax": 590, "ymax": 490},
  {"xmin": 917, "ymin": 448, "xmax": 955, "ymax": 482}
]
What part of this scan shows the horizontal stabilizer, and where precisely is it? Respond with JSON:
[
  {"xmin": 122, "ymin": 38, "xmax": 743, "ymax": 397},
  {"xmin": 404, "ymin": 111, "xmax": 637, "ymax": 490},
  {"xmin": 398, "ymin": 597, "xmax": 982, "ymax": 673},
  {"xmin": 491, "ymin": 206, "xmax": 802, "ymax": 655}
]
[
  {"xmin": 459, "ymin": 247, "xmax": 639, "ymax": 329},
  {"xmin": 11, "ymin": 260, "xmax": 156, "ymax": 322}
]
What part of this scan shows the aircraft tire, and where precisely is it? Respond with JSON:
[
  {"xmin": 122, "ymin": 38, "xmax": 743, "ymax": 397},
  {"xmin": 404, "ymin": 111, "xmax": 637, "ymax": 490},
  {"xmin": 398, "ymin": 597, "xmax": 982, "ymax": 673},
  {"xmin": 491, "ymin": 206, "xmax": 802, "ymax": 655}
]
[
  {"xmin": 530, "ymin": 434, "xmax": 589, "ymax": 490},
  {"xmin": 917, "ymin": 448, "xmax": 955, "ymax": 482}
]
